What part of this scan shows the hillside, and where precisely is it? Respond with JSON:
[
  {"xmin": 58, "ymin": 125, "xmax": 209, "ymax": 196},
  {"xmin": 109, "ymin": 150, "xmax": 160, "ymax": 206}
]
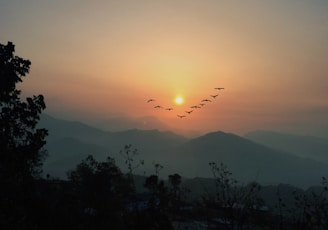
[
  {"xmin": 244, "ymin": 130, "xmax": 328, "ymax": 164},
  {"xmin": 39, "ymin": 114, "xmax": 188, "ymax": 178},
  {"xmin": 171, "ymin": 131, "xmax": 328, "ymax": 188},
  {"xmin": 38, "ymin": 115, "xmax": 328, "ymax": 188}
]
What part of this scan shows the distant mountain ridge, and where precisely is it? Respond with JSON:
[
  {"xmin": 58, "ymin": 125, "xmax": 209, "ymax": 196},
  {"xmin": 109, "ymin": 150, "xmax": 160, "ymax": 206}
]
[
  {"xmin": 39, "ymin": 114, "xmax": 188, "ymax": 178},
  {"xmin": 93, "ymin": 116, "xmax": 172, "ymax": 132},
  {"xmin": 92, "ymin": 115, "xmax": 203, "ymax": 137},
  {"xmin": 244, "ymin": 130, "xmax": 328, "ymax": 164},
  {"xmin": 39, "ymin": 114, "xmax": 328, "ymax": 188},
  {"xmin": 171, "ymin": 131, "xmax": 328, "ymax": 188}
]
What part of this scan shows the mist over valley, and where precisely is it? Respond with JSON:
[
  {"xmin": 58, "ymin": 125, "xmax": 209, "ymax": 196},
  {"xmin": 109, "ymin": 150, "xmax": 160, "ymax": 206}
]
[{"xmin": 40, "ymin": 113, "xmax": 328, "ymax": 189}]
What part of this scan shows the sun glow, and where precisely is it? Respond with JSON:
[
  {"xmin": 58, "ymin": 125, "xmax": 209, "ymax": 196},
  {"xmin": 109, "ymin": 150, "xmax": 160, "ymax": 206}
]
[{"xmin": 175, "ymin": 96, "xmax": 184, "ymax": 105}]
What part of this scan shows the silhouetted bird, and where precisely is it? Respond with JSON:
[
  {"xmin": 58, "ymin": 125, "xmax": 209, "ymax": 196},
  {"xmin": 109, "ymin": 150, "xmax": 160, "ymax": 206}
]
[
  {"xmin": 199, "ymin": 103, "xmax": 205, "ymax": 106},
  {"xmin": 154, "ymin": 105, "xmax": 162, "ymax": 109},
  {"xmin": 185, "ymin": 110, "xmax": 193, "ymax": 114},
  {"xmin": 210, "ymin": 94, "xmax": 218, "ymax": 98},
  {"xmin": 147, "ymin": 99, "xmax": 155, "ymax": 102},
  {"xmin": 166, "ymin": 108, "xmax": 173, "ymax": 111},
  {"xmin": 202, "ymin": 99, "xmax": 212, "ymax": 102},
  {"xmin": 191, "ymin": 105, "xmax": 201, "ymax": 109},
  {"xmin": 177, "ymin": 115, "xmax": 186, "ymax": 118},
  {"xmin": 214, "ymin": 87, "xmax": 224, "ymax": 90}
]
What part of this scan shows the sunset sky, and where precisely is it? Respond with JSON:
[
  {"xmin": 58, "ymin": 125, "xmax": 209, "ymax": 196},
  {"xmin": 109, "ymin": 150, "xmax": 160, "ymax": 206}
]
[{"xmin": 1, "ymin": 0, "xmax": 328, "ymax": 137}]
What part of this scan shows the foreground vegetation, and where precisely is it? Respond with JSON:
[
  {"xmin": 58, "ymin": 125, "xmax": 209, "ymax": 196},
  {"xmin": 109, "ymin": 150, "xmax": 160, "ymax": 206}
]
[{"xmin": 3, "ymin": 150, "xmax": 328, "ymax": 230}]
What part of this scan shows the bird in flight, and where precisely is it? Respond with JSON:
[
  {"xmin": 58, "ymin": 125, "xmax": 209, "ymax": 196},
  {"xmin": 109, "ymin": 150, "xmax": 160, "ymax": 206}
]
[
  {"xmin": 191, "ymin": 105, "xmax": 201, "ymax": 109},
  {"xmin": 166, "ymin": 108, "xmax": 173, "ymax": 111},
  {"xmin": 214, "ymin": 87, "xmax": 224, "ymax": 90},
  {"xmin": 147, "ymin": 99, "xmax": 155, "ymax": 103},
  {"xmin": 154, "ymin": 105, "xmax": 162, "ymax": 109},
  {"xmin": 210, "ymin": 94, "xmax": 219, "ymax": 98},
  {"xmin": 177, "ymin": 115, "xmax": 186, "ymax": 118},
  {"xmin": 199, "ymin": 103, "xmax": 205, "ymax": 107},
  {"xmin": 202, "ymin": 99, "xmax": 212, "ymax": 102},
  {"xmin": 185, "ymin": 110, "xmax": 193, "ymax": 114}
]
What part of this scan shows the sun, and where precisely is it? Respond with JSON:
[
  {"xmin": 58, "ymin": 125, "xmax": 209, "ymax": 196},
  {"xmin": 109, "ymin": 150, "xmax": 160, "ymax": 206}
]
[{"xmin": 174, "ymin": 96, "xmax": 184, "ymax": 105}]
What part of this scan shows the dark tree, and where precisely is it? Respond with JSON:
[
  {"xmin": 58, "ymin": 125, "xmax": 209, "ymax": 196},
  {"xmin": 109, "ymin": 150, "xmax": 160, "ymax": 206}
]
[
  {"xmin": 142, "ymin": 174, "xmax": 173, "ymax": 230},
  {"xmin": 0, "ymin": 42, "xmax": 48, "ymax": 229},
  {"xmin": 67, "ymin": 155, "xmax": 131, "ymax": 229},
  {"xmin": 205, "ymin": 162, "xmax": 263, "ymax": 230},
  {"xmin": 144, "ymin": 174, "xmax": 169, "ymax": 210},
  {"xmin": 168, "ymin": 173, "xmax": 182, "ymax": 212},
  {"xmin": 169, "ymin": 173, "xmax": 181, "ymax": 193}
]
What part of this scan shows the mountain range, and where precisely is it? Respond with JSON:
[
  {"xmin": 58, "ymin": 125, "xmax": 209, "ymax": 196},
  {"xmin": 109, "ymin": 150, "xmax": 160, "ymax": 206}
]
[
  {"xmin": 39, "ymin": 114, "xmax": 328, "ymax": 188},
  {"xmin": 244, "ymin": 130, "xmax": 328, "ymax": 164}
]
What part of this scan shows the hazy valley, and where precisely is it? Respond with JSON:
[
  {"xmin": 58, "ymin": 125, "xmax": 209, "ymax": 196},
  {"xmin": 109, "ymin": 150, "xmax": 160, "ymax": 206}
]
[{"xmin": 40, "ymin": 113, "xmax": 328, "ymax": 189}]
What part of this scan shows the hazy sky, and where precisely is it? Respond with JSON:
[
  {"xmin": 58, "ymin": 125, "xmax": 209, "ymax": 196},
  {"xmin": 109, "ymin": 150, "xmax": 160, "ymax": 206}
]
[{"xmin": 1, "ymin": 0, "xmax": 328, "ymax": 137}]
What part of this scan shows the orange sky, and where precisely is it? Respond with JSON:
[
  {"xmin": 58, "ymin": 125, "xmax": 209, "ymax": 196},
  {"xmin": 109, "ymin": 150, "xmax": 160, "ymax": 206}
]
[{"xmin": 1, "ymin": 0, "xmax": 328, "ymax": 137}]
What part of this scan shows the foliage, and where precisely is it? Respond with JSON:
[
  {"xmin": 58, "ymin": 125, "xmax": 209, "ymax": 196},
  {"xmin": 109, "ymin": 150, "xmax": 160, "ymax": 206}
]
[
  {"xmin": 0, "ymin": 41, "xmax": 48, "ymax": 229},
  {"xmin": 0, "ymin": 41, "xmax": 48, "ymax": 178},
  {"xmin": 66, "ymin": 155, "xmax": 131, "ymax": 229},
  {"xmin": 205, "ymin": 162, "xmax": 263, "ymax": 229},
  {"xmin": 120, "ymin": 144, "xmax": 144, "ymax": 191},
  {"xmin": 280, "ymin": 177, "xmax": 328, "ymax": 229},
  {"xmin": 43, "ymin": 156, "xmax": 328, "ymax": 230},
  {"xmin": 168, "ymin": 173, "xmax": 182, "ymax": 212},
  {"xmin": 153, "ymin": 161, "xmax": 164, "ymax": 176}
]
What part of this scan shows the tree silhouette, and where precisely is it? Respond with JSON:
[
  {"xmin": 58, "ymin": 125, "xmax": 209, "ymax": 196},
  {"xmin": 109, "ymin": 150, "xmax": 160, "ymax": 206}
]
[
  {"xmin": 66, "ymin": 155, "xmax": 131, "ymax": 229},
  {"xmin": 120, "ymin": 144, "xmax": 144, "ymax": 191},
  {"xmin": 280, "ymin": 177, "xmax": 328, "ymax": 229},
  {"xmin": 0, "ymin": 41, "xmax": 48, "ymax": 229},
  {"xmin": 168, "ymin": 173, "xmax": 182, "ymax": 213},
  {"xmin": 205, "ymin": 162, "xmax": 263, "ymax": 230}
]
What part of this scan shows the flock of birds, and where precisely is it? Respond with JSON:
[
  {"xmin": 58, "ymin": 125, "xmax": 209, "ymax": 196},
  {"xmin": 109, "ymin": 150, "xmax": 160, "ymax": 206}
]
[{"xmin": 146, "ymin": 87, "xmax": 225, "ymax": 119}]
